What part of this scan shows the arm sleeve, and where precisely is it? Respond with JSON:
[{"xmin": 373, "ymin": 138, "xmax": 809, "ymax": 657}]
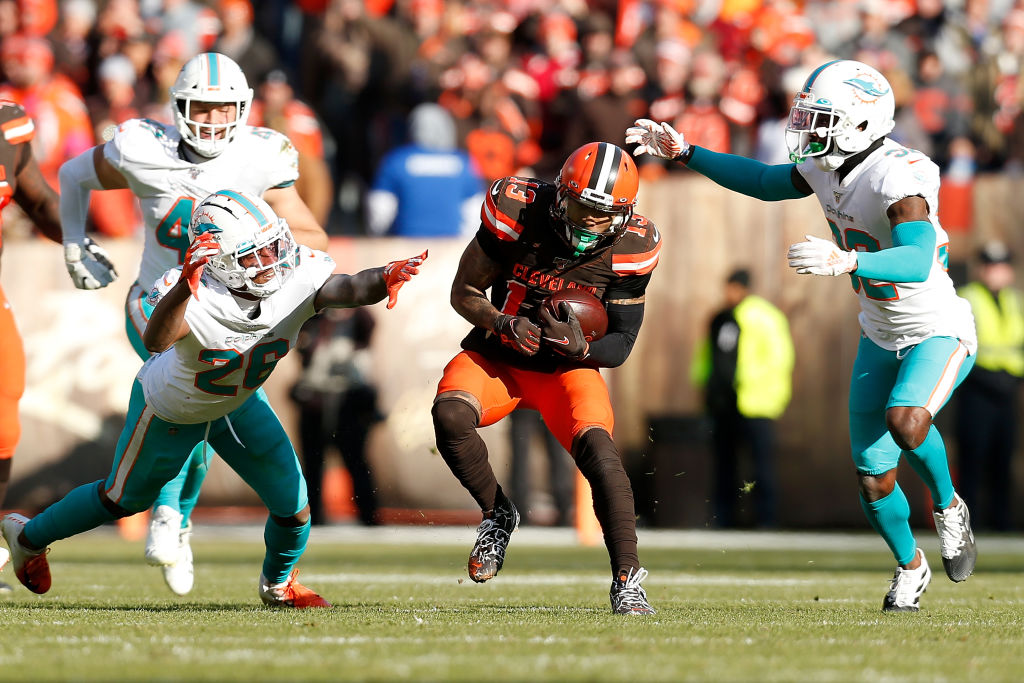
[
  {"xmin": 583, "ymin": 302, "xmax": 644, "ymax": 368},
  {"xmin": 852, "ymin": 220, "xmax": 935, "ymax": 283},
  {"xmin": 686, "ymin": 146, "xmax": 810, "ymax": 201},
  {"xmin": 58, "ymin": 147, "xmax": 104, "ymax": 243}
]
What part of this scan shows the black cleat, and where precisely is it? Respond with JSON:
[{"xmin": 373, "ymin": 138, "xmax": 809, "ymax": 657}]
[
  {"xmin": 610, "ymin": 567, "xmax": 656, "ymax": 615},
  {"xmin": 468, "ymin": 498, "xmax": 519, "ymax": 583}
]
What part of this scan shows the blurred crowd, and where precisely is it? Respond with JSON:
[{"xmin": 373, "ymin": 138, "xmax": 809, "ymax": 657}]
[{"xmin": 2, "ymin": 0, "xmax": 1024, "ymax": 236}]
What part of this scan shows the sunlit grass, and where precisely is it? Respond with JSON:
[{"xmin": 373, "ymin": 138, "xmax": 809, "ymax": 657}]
[{"xmin": 2, "ymin": 529, "xmax": 1023, "ymax": 682}]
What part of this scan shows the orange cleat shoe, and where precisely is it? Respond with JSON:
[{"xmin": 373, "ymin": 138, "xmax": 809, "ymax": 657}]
[{"xmin": 258, "ymin": 569, "xmax": 331, "ymax": 608}]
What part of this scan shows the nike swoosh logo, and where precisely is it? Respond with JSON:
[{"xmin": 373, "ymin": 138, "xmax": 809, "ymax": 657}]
[{"xmin": 543, "ymin": 336, "xmax": 570, "ymax": 345}]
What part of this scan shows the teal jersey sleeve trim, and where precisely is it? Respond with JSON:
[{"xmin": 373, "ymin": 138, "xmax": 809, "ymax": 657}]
[
  {"xmin": 687, "ymin": 146, "xmax": 807, "ymax": 201},
  {"xmin": 273, "ymin": 180, "xmax": 296, "ymax": 189},
  {"xmin": 853, "ymin": 220, "xmax": 935, "ymax": 283}
]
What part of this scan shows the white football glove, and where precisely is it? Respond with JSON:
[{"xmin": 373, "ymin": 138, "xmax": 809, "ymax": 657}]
[
  {"xmin": 787, "ymin": 235, "xmax": 858, "ymax": 277},
  {"xmin": 64, "ymin": 237, "xmax": 119, "ymax": 290},
  {"xmin": 625, "ymin": 118, "xmax": 689, "ymax": 159}
]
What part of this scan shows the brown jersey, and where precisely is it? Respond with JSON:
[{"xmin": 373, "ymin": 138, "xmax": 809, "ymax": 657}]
[
  {"xmin": 0, "ymin": 100, "xmax": 35, "ymax": 246},
  {"xmin": 462, "ymin": 175, "xmax": 661, "ymax": 372}
]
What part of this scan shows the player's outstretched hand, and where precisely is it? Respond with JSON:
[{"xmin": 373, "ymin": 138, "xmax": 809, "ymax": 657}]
[
  {"xmin": 625, "ymin": 119, "xmax": 689, "ymax": 160},
  {"xmin": 180, "ymin": 231, "xmax": 219, "ymax": 299},
  {"xmin": 493, "ymin": 315, "xmax": 541, "ymax": 356},
  {"xmin": 539, "ymin": 302, "xmax": 589, "ymax": 359},
  {"xmin": 787, "ymin": 235, "xmax": 858, "ymax": 276},
  {"xmin": 383, "ymin": 249, "xmax": 428, "ymax": 309},
  {"xmin": 64, "ymin": 237, "xmax": 119, "ymax": 290}
]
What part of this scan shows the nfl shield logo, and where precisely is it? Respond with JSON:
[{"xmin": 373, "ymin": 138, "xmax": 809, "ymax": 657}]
[{"xmin": 833, "ymin": 191, "xmax": 842, "ymax": 203}]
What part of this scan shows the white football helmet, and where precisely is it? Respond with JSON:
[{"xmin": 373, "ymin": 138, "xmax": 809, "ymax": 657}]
[
  {"xmin": 188, "ymin": 190, "xmax": 298, "ymax": 298},
  {"xmin": 785, "ymin": 60, "xmax": 895, "ymax": 171},
  {"xmin": 170, "ymin": 53, "xmax": 253, "ymax": 158}
]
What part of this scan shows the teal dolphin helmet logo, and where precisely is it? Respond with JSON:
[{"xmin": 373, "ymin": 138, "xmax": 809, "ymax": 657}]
[{"xmin": 843, "ymin": 77, "xmax": 890, "ymax": 101}]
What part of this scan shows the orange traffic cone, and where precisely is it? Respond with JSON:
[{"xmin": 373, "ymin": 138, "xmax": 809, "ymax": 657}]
[{"xmin": 574, "ymin": 471, "xmax": 602, "ymax": 546}]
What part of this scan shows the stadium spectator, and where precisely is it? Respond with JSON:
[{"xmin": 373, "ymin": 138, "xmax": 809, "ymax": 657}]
[
  {"xmin": 367, "ymin": 102, "xmax": 484, "ymax": 237},
  {"xmin": 290, "ymin": 307, "xmax": 382, "ymax": 526},
  {"xmin": 431, "ymin": 141, "xmax": 659, "ymax": 614},
  {"xmin": 142, "ymin": 0, "xmax": 220, "ymax": 57},
  {"xmin": 558, "ymin": 48, "xmax": 648, "ymax": 162},
  {"xmin": 142, "ymin": 30, "xmax": 191, "ymax": 124},
  {"xmin": 85, "ymin": 54, "xmax": 144, "ymax": 238},
  {"xmin": 0, "ymin": 190, "xmax": 424, "ymax": 606},
  {"xmin": 956, "ymin": 241, "xmax": 1024, "ymax": 532},
  {"xmin": 0, "ymin": 35, "xmax": 93, "ymax": 192},
  {"xmin": 629, "ymin": 59, "xmax": 978, "ymax": 613},
  {"xmin": 0, "ymin": 99, "xmax": 64, "ymax": 592},
  {"xmin": 213, "ymin": 0, "xmax": 280, "ymax": 88},
  {"xmin": 51, "ymin": 0, "xmax": 98, "ymax": 94},
  {"xmin": 690, "ymin": 268, "xmax": 794, "ymax": 528},
  {"xmin": 249, "ymin": 69, "xmax": 334, "ymax": 226}
]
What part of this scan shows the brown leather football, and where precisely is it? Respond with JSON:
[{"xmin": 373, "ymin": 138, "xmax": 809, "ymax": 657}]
[{"xmin": 542, "ymin": 288, "xmax": 608, "ymax": 342}]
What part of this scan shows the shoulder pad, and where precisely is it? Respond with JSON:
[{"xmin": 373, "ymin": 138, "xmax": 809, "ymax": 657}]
[
  {"xmin": 481, "ymin": 175, "xmax": 553, "ymax": 242},
  {"xmin": 0, "ymin": 100, "xmax": 33, "ymax": 145},
  {"xmin": 612, "ymin": 214, "xmax": 662, "ymax": 276},
  {"xmin": 108, "ymin": 118, "xmax": 178, "ymax": 167},
  {"xmin": 236, "ymin": 126, "xmax": 299, "ymax": 186}
]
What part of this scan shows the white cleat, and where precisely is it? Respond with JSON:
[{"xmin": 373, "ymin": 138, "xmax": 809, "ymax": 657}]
[
  {"xmin": 882, "ymin": 548, "xmax": 931, "ymax": 612},
  {"xmin": 933, "ymin": 493, "xmax": 977, "ymax": 583},
  {"xmin": 145, "ymin": 505, "xmax": 183, "ymax": 566},
  {"xmin": 161, "ymin": 521, "xmax": 194, "ymax": 596}
]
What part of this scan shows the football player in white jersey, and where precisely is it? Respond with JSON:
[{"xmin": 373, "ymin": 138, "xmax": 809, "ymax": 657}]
[
  {"xmin": 1, "ymin": 189, "xmax": 425, "ymax": 605},
  {"xmin": 627, "ymin": 59, "xmax": 978, "ymax": 612},
  {"xmin": 56, "ymin": 53, "xmax": 328, "ymax": 595}
]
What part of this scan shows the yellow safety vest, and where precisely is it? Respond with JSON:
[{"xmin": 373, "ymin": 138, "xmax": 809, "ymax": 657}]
[
  {"xmin": 690, "ymin": 295, "xmax": 795, "ymax": 419},
  {"xmin": 958, "ymin": 281, "xmax": 1024, "ymax": 376}
]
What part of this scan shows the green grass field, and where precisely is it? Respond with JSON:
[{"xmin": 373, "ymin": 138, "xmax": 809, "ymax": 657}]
[{"xmin": 2, "ymin": 526, "xmax": 1024, "ymax": 682}]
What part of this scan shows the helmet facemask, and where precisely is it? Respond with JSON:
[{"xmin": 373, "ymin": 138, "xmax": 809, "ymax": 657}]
[
  {"xmin": 551, "ymin": 188, "xmax": 631, "ymax": 257},
  {"xmin": 170, "ymin": 53, "xmax": 253, "ymax": 158},
  {"xmin": 207, "ymin": 220, "xmax": 297, "ymax": 298},
  {"xmin": 189, "ymin": 190, "xmax": 298, "ymax": 298},
  {"xmin": 786, "ymin": 97, "xmax": 845, "ymax": 169}
]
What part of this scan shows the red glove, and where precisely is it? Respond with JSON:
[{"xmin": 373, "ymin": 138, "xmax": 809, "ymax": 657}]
[
  {"xmin": 383, "ymin": 250, "xmax": 428, "ymax": 309},
  {"xmin": 180, "ymin": 231, "xmax": 219, "ymax": 300},
  {"xmin": 493, "ymin": 314, "xmax": 541, "ymax": 356}
]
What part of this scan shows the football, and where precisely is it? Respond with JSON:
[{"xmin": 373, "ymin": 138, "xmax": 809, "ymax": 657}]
[{"xmin": 542, "ymin": 288, "xmax": 608, "ymax": 342}]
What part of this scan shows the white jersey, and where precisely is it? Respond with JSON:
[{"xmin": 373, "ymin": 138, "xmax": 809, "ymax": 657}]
[
  {"xmin": 105, "ymin": 118, "xmax": 299, "ymax": 291},
  {"xmin": 138, "ymin": 249, "xmax": 336, "ymax": 424},
  {"xmin": 796, "ymin": 138, "xmax": 977, "ymax": 354}
]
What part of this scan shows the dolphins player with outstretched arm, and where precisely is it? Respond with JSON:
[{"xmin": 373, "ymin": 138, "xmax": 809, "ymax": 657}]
[
  {"xmin": 56, "ymin": 53, "xmax": 328, "ymax": 596},
  {"xmin": 627, "ymin": 59, "xmax": 977, "ymax": 612},
  {"xmin": 2, "ymin": 189, "xmax": 425, "ymax": 606}
]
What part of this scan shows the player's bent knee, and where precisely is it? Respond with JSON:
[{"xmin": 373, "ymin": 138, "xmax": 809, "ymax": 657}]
[
  {"xmin": 271, "ymin": 505, "xmax": 311, "ymax": 527},
  {"xmin": 573, "ymin": 428, "xmax": 625, "ymax": 481},
  {"xmin": 98, "ymin": 489, "xmax": 141, "ymax": 519},
  {"xmin": 886, "ymin": 406, "xmax": 931, "ymax": 450},
  {"xmin": 431, "ymin": 396, "xmax": 480, "ymax": 439},
  {"xmin": 858, "ymin": 470, "xmax": 897, "ymax": 502}
]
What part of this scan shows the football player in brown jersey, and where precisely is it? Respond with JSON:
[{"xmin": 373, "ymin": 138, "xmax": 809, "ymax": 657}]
[
  {"xmin": 431, "ymin": 141, "xmax": 661, "ymax": 614},
  {"xmin": 0, "ymin": 100, "xmax": 64, "ymax": 589}
]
